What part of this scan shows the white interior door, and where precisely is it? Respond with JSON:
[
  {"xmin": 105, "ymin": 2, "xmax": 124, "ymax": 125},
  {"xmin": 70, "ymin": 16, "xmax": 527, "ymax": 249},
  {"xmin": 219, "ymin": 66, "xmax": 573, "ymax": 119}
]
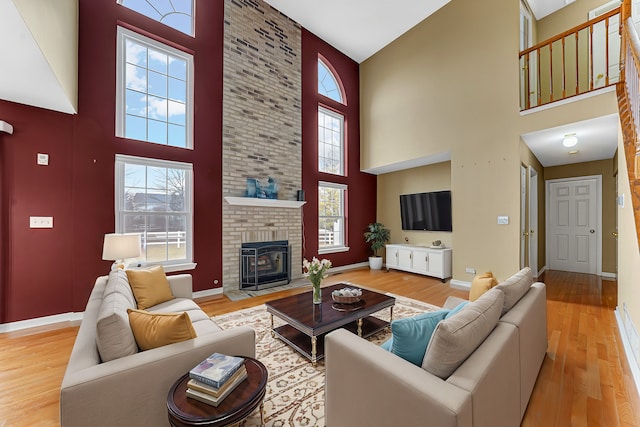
[
  {"xmin": 589, "ymin": 0, "xmax": 621, "ymax": 86},
  {"xmin": 521, "ymin": 165, "xmax": 527, "ymax": 268},
  {"xmin": 528, "ymin": 166, "xmax": 538, "ymax": 275},
  {"xmin": 547, "ymin": 177, "xmax": 600, "ymax": 274},
  {"xmin": 520, "ymin": 2, "xmax": 537, "ymax": 107}
]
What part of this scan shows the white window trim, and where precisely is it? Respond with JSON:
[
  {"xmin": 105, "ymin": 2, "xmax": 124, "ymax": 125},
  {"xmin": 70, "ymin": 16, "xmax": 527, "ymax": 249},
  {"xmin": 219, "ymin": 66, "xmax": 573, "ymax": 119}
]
[
  {"xmin": 318, "ymin": 181, "xmax": 348, "ymax": 253},
  {"xmin": 115, "ymin": 154, "xmax": 194, "ymax": 269},
  {"xmin": 318, "ymin": 106, "xmax": 345, "ymax": 176},
  {"xmin": 115, "ymin": 26, "xmax": 195, "ymax": 149}
]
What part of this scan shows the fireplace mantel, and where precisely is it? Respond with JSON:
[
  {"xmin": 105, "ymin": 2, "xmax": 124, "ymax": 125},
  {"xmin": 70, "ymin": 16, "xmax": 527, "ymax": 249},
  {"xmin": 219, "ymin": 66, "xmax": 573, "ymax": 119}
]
[{"xmin": 224, "ymin": 196, "xmax": 306, "ymax": 209}]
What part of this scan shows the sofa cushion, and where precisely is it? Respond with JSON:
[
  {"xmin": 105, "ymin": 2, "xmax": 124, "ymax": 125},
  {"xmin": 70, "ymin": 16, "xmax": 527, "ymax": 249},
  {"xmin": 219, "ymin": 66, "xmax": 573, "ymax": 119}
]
[
  {"xmin": 95, "ymin": 289, "xmax": 138, "ymax": 362},
  {"xmin": 386, "ymin": 309, "xmax": 450, "ymax": 366},
  {"xmin": 494, "ymin": 267, "xmax": 533, "ymax": 315},
  {"xmin": 102, "ymin": 269, "xmax": 136, "ymax": 307},
  {"xmin": 126, "ymin": 266, "xmax": 174, "ymax": 310},
  {"xmin": 127, "ymin": 309, "xmax": 197, "ymax": 351},
  {"xmin": 422, "ymin": 288, "xmax": 504, "ymax": 379},
  {"xmin": 469, "ymin": 272, "xmax": 498, "ymax": 302}
]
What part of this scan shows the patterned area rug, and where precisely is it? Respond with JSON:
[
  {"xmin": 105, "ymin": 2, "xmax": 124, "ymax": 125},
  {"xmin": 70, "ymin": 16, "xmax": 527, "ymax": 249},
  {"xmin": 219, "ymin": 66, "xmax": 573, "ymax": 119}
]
[{"xmin": 211, "ymin": 295, "xmax": 439, "ymax": 426}]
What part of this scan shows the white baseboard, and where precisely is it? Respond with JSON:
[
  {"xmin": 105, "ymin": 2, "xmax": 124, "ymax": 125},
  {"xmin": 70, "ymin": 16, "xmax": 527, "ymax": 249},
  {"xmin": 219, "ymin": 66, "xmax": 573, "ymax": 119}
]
[
  {"xmin": 536, "ymin": 266, "xmax": 546, "ymax": 278},
  {"xmin": 614, "ymin": 307, "xmax": 640, "ymax": 400},
  {"xmin": 0, "ymin": 311, "xmax": 84, "ymax": 334},
  {"xmin": 449, "ymin": 279, "xmax": 471, "ymax": 290},
  {"xmin": 601, "ymin": 271, "xmax": 617, "ymax": 280},
  {"xmin": 333, "ymin": 261, "xmax": 370, "ymax": 272},
  {"xmin": 193, "ymin": 287, "xmax": 224, "ymax": 299}
]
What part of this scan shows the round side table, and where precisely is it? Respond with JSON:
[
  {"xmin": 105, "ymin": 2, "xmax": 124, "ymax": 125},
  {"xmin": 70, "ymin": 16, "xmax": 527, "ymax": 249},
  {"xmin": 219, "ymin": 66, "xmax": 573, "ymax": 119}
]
[{"xmin": 167, "ymin": 357, "xmax": 268, "ymax": 427}]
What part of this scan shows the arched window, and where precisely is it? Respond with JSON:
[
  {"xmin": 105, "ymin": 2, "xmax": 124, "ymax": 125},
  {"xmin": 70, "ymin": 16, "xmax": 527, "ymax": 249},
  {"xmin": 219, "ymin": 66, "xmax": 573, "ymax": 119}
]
[
  {"xmin": 117, "ymin": 0, "xmax": 195, "ymax": 36},
  {"xmin": 318, "ymin": 59, "xmax": 344, "ymax": 104}
]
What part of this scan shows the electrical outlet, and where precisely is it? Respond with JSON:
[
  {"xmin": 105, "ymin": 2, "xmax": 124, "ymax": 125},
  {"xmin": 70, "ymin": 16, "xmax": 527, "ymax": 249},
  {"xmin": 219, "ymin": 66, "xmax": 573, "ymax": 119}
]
[
  {"xmin": 465, "ymin": 267, "xmax": 476, "ymax": 274},
  {"xmin": 497, "ymin": 216, "xmax": 509, "ymax": 225},
  {"xmin": 30, "ymin": 216, "xmax": 53, "ymax": 228}
]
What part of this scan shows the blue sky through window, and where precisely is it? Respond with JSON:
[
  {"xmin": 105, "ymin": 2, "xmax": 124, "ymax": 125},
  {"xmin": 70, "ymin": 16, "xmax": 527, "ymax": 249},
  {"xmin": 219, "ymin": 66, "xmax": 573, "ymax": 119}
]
[
  {"xmin": 318, "ymin": 59, "xmax": 343, "ymax": 103},
  {"xmin": 118, "ymin": 0, "xmax": 194, "ymax": 35},
  {"xmin": 123, "ymin": 36, "xmax": 188, "ymax": 147}
]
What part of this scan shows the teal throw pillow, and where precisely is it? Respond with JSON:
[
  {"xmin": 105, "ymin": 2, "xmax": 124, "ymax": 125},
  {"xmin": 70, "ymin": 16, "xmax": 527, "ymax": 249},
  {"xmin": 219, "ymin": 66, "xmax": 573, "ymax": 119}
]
[
  {"xmin": 380, "ymin": 337, "xmax": 393, "ymax": 351},
  {"xmin": 389, "ymin": 309, "xmax": 449, "ymax": 366},
  {"xmin": 445, "ymin": 301, "xmax": 469, "ymax": 319}
]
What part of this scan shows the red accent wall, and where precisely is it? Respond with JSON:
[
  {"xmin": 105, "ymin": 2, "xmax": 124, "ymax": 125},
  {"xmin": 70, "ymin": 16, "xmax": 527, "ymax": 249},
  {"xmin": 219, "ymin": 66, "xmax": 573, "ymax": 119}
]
[
  {"xmin": 301, "ymin": 29, "xmax": 377, "ymax": 266},
  {"xmin": 0, "ymin": 1, "xmax": 224, "ymax": 323}
]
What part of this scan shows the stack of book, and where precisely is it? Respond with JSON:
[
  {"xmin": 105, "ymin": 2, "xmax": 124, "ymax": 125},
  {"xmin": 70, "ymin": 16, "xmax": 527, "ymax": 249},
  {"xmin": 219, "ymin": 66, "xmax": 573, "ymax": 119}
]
[{"xmin": 186, "ymin": 353, "xmax": 247, "ymax": 407}]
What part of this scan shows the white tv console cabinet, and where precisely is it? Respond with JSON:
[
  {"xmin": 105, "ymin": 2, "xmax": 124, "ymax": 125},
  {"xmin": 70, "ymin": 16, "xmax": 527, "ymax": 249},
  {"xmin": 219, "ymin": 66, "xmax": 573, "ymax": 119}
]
[{"xmin": 385, "ymin": 244, "xmax": 452, "ymax": 282}]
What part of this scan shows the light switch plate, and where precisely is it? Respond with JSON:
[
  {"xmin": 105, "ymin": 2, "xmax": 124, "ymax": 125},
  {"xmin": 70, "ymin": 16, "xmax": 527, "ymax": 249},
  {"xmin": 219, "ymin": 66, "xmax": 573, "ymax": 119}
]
[
  {"xmin": 497, "ymin": 216, "xmax": 509, "ymax": 225},
  {"xmin": 30, "ymin": 216, "xmax": 53, "ymax": 228},
  {"xmin": 37, "ymin": 153, "xmax": 49, "ymax": 166}
]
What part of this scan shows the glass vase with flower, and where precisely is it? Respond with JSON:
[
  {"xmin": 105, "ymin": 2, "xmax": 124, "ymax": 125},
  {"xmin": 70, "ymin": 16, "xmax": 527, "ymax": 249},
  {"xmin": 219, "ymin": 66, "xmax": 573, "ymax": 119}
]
[{"xmin": 303, "ymin": 257, "xmax": 332, "ymax": 304}]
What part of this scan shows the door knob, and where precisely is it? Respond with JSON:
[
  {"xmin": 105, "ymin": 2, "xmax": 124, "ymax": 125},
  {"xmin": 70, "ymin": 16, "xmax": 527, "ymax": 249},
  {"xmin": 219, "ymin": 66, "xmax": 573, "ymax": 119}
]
[
  {"xmin": 590, "ymin": 229, "xmax": 595, "ymax": 233},
  {"xmin": 612, "ymin": 231, "xmax": 618, "ymax": 237}
]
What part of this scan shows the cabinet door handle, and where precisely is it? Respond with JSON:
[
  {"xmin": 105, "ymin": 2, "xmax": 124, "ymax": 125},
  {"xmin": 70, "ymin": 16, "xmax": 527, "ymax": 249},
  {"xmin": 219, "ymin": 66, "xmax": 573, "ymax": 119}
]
[
  {"xmin": 409, "ymin": 253, "xmax": 412, "ymax": 260},
  {"xmin": 426, "ymin": 255, "xmax": 429, "ymax": 262}
]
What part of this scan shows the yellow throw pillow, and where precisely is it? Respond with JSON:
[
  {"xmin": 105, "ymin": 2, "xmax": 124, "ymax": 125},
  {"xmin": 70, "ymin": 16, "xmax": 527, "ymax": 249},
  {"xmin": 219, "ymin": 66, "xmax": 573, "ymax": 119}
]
[
  {"xmin": 127, "ymin": 309, "xmax": 197, "ymax": 351},
  {"xmin": 469, "ymin": 272, "xmax": 498, "ymax": 302},
  {"xmin": 126, "ymin": 266, "xmax": 174, "ymax": 309}
]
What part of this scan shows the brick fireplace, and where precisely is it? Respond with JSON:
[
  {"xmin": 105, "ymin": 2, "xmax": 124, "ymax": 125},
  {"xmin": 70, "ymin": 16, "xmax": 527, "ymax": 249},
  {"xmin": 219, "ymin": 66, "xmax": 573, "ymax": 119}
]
[{"xmin": 221, "ymin": 0, "xmax": 303, "ymax": 292}]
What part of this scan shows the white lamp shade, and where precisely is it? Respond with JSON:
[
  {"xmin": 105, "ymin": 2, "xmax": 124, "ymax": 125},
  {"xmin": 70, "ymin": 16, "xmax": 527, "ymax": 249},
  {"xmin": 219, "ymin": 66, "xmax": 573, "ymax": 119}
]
[{"xmin": 102, "ymin": 233, "xmax": 142, "ymax": 261}]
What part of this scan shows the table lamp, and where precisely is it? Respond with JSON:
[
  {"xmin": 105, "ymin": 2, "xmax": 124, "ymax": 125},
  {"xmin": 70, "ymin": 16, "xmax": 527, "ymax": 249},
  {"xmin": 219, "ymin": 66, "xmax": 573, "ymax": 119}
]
[{"xmin": 102, "ymin": 233, "xmax": 142, "ymax": 270}]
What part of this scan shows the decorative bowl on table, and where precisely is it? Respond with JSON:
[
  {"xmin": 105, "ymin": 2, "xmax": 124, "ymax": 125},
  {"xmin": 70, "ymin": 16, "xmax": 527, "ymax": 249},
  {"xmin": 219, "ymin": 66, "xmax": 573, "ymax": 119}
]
[{"xmin": 331, "ymin": 287, "xmax": 363, "ymax": 304}]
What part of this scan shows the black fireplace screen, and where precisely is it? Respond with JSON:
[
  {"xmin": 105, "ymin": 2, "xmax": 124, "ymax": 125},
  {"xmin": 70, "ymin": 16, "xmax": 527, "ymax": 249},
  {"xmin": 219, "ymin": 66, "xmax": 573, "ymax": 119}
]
[{"xmin": 240, "ymin": 240, "xmax": 291, "ymax": 290}]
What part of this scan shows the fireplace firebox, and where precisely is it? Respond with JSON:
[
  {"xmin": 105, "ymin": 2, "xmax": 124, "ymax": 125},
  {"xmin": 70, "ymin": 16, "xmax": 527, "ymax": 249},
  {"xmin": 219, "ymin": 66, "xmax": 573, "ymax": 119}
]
[{"xmin": 240, "ymin": 240, "xmax": 291, "ymax": 290}]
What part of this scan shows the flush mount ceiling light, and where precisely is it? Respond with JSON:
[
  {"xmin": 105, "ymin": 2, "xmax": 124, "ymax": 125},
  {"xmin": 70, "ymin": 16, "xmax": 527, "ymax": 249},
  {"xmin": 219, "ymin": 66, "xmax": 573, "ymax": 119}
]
[{"xmin": 563, "ymin": 133, "xmax": 578, "ymax": 148}]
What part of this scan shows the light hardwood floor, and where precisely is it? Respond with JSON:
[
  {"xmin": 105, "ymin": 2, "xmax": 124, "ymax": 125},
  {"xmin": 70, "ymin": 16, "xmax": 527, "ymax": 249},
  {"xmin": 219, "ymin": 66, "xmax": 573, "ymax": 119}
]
[{"xmin": 0, "ymin": 268, "xmax": 638, "ymax": 426}]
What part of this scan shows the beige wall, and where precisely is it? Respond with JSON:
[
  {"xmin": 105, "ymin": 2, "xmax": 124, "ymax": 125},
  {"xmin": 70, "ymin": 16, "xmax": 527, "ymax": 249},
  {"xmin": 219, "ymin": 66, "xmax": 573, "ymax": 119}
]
[
  {"xmin": 13, "ymin": 0, "xmax": 78, "ymax": 112},
  {"xmin": 545, "ymin": 159, "xmax": 617, "ymax": 274},
  {"xmin": 361, "ymin": 0, "xmax": 523, "ymax": 283},
  {"xmin": 361, "ymin": 0, "xmax": 620, "ymax": 283},
  {"xmin": 377, "ymin": 162, "xmax": 452, "ymax": 251},
  {"xmin": 536, "ymin": 0, "xmax": 612, "ymax": 41},
  {"xmin": 617, "ymin": 125, "xmax": 640, "ymax": 375}
]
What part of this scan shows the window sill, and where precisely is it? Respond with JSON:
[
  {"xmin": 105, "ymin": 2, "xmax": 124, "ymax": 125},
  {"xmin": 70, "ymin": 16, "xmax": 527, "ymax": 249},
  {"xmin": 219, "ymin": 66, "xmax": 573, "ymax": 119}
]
[
  {"xmin": 128, "ymin": 262, "xmax": 197, "ymax": 273},
  {"xmin": 318, "ymin": 246, "xmax": 350, "ymax": 254}
]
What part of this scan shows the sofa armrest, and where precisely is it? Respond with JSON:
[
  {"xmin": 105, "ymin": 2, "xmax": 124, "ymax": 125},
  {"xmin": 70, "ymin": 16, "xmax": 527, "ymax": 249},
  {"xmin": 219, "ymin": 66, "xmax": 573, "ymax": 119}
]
[
  {"xmin": 60, "ymin": 326, "xmax": 255, "ymax": 427},
  {"xmin": 167, "ymin": 274, "xmax": 193, "ymax": 299},
  {"xmin": 325, "ymin": 328, "xmax": 472, "ymax": 427}
]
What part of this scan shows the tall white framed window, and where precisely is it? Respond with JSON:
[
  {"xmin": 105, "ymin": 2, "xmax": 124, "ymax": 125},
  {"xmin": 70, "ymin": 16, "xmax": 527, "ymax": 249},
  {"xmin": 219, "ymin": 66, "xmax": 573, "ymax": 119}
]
[
  {"xmin": 116, "ymin": 26, "xmax": 194, "ymax": 149},
  {"xmin": 318, "ymin": 107, "xmax": 344, "ymax": 176},
  {"xmin": 318, "ymin": 181, "xmax": 348, "ymax": 253},
  {"xmin": 115, "ymin": 154, "xmax": 194, "ymax": 268},
  {"xmin": 117, "ymin": 0, "xmax": 195, "ymax": 36}
]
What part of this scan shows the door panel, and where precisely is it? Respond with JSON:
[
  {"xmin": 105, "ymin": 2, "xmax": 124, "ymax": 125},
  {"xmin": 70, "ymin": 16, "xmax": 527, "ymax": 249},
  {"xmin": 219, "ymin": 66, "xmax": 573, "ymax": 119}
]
[{"xmin": 548, "ymin": 178, "xmax": 598, "ymax": 274}]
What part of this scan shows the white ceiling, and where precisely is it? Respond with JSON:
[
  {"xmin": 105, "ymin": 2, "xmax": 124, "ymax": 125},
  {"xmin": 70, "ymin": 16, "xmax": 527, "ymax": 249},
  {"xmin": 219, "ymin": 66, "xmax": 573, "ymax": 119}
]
[
  {"xmin": 262, "ymin": 0, "xmax": 451, "ymax": 63},
  {"xmin": 520, "ymin": 114, "xmax": 619, "ymax": 167},
  {"xmin": 0, "ymin": 0, "xmax": 75, "ymax": 114}
]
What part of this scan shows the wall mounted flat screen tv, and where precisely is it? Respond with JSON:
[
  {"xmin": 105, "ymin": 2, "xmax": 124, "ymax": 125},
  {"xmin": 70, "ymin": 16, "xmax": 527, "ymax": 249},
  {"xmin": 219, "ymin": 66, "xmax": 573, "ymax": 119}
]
[{"xmin": 400, "ymin": 190, "xmax": 452, "ymax": 232}]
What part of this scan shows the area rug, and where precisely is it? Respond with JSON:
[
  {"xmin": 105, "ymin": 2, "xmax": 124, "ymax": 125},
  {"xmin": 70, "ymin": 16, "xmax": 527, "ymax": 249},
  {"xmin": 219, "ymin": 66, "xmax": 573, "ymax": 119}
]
[{"xmin": 210, "ymin": 295, "xmax": 439, "ymax": 427}]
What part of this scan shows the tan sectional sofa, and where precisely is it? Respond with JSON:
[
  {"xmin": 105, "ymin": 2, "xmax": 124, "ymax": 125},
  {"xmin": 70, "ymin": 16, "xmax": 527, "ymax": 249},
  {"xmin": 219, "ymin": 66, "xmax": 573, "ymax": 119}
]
[
  {"xmin": 325, "ymin": 267, "xmax": 547, "ymax": 427},
  {"xmin": 60, "ymin": 270, "xmax": 255, "ymax": 427}
]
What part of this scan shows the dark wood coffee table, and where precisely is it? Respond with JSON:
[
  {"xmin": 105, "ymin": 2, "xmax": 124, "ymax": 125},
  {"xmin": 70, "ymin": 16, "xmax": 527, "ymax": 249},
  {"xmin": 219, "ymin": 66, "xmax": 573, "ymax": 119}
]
[
  {"xmin": 265, "ymin": 283, "xmax": 395, "ymax": 366},
  {"xmin": 167, "ymin": 357, "xmax": 268, "ymax": 427}
]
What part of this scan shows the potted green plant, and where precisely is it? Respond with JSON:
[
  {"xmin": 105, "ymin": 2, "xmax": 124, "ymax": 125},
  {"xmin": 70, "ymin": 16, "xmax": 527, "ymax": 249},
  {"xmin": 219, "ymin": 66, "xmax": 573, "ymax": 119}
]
[{"xmin": 364, "ymin": 222, "xmax": 390, "ymax": 270}]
